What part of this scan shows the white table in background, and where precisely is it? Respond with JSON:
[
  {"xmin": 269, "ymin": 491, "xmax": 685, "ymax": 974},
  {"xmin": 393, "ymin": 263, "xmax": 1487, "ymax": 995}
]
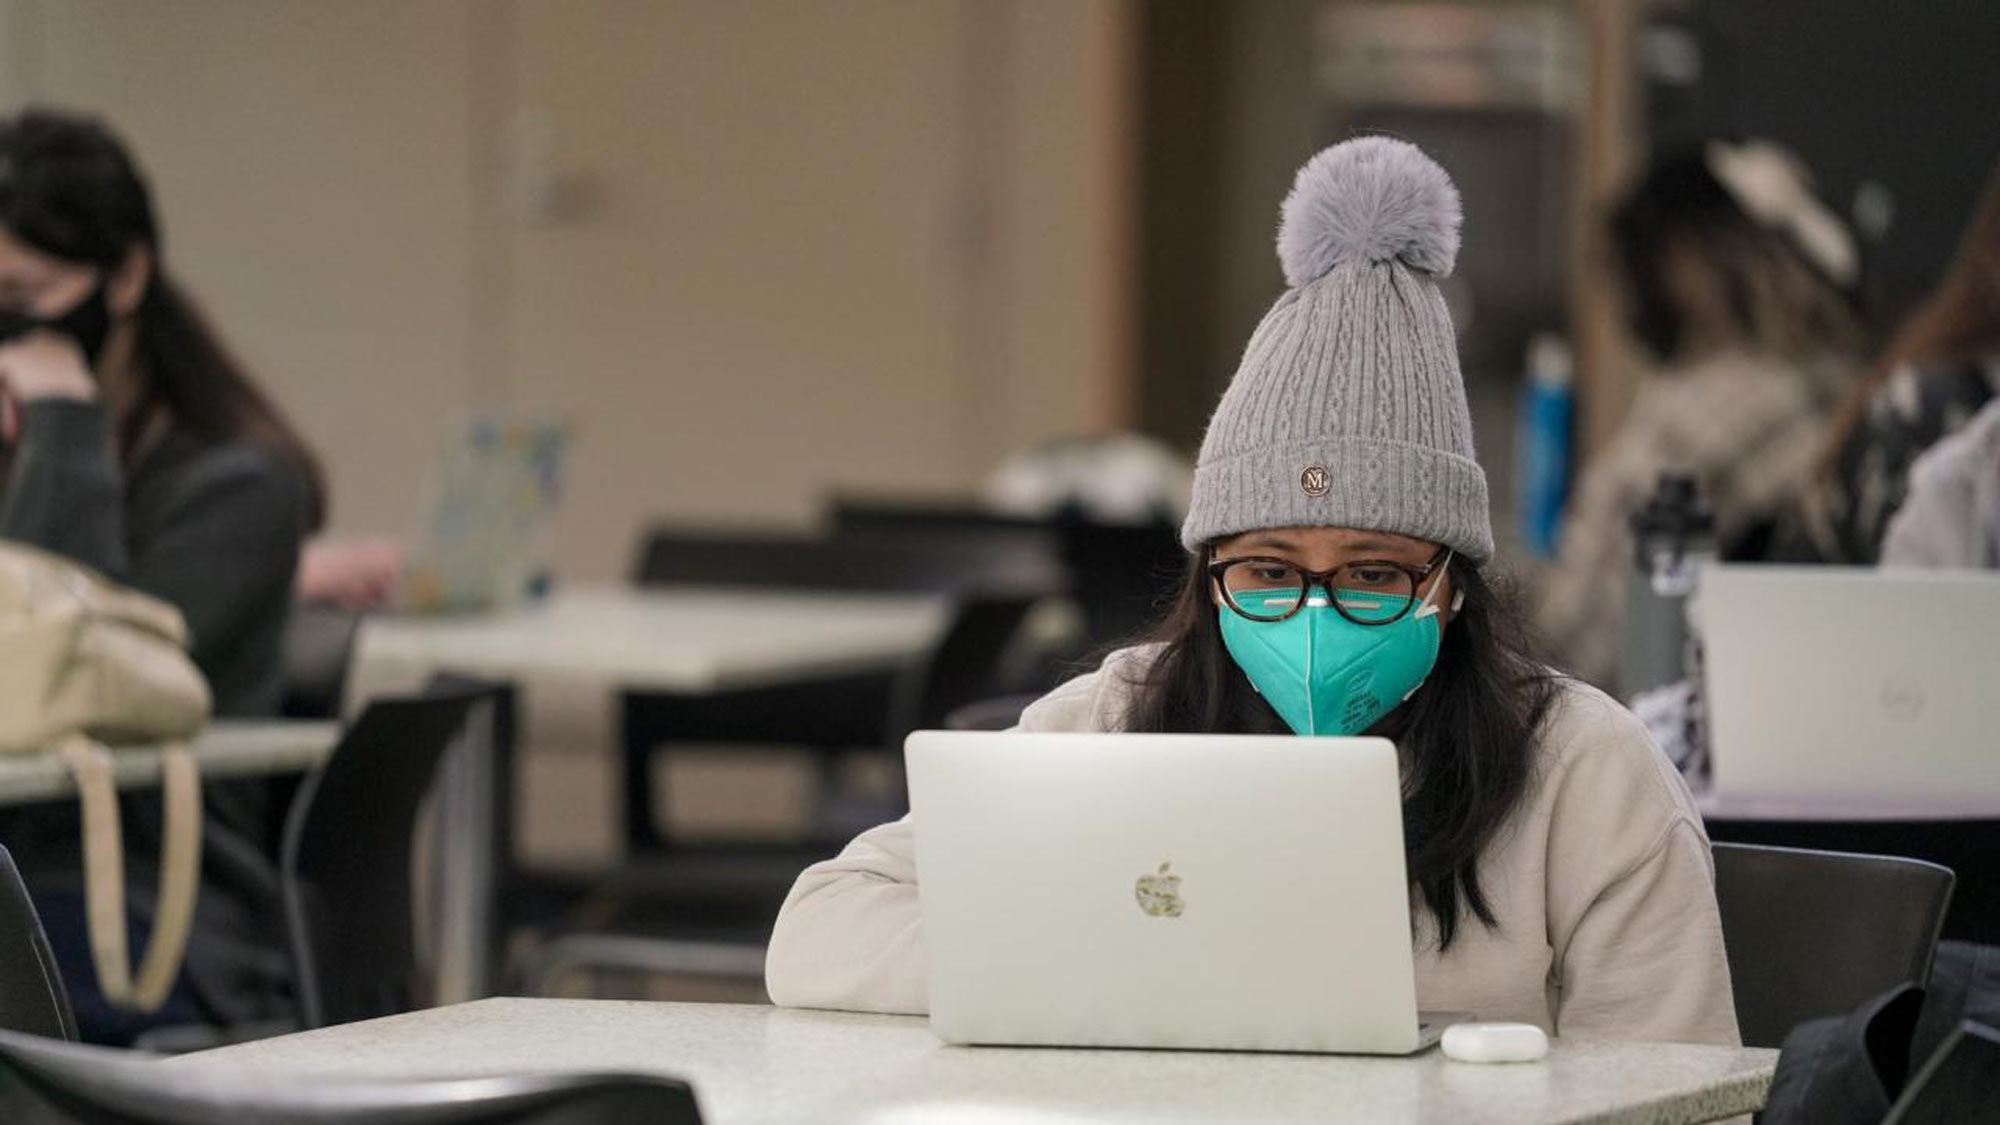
[
  {"xmin": 0, "ymin": 721, "xmax": 339, "ymax": 806},
  {"xmin": 346, "ymin": 583, "xmax": 949, "ymax": 851},
  {"xmin": 347, "ymin": 585, "xmax": 950, "ymax": 699},
  {"xmin": 172, "ymin": 997, "xmax": 1778, "ymax": 1124},
  {"xmin": 344, "ymin": 586, "xmax": 951, "ymax": 1002},
  {"xmin": 1695, "ymin": 788, "xmax": 2000, "ymax": 822}
]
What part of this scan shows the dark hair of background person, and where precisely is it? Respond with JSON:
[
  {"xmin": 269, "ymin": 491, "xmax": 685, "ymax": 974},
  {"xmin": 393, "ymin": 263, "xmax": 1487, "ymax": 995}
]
[
  {"xmin": 0, "ymin": 106, "xmax": 326, "ymax": 529},
  {"xmin": 1609, "ymin": 147, "xmax": 1866, "ymax": 368},
  {"xmin": 1117, "ymin": 549, "xmax": 1561, "ymax": 951},
  {"xmin": 1820, "ymin": 155, "xmax": 2000, "ymax": 464}
]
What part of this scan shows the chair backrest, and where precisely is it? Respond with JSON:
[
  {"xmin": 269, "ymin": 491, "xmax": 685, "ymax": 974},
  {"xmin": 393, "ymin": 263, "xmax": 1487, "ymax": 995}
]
[
  {"xmin": 633, "ymin": 529, "xmax": 827, "ymax": 587},
  {"xmin": 0, "ymin": 847, "xmax": 73, "ymax": 1041},
  {"xmin": 0, "ymin": 1027, "xmax": 703, "ymax": 1124},
  {"xmin": 1713, "ymin": 842, "xmax": 1956, "ymax": 1047},
  {"xmin": 633, "ymin": 524, "xmax": 1063, "ymax": 596},
  {"xmin": 943, "ymin": 693, "xmax": 1039, "ymax": 732},
  {"xmin": 828, "ymin": 498, "xmax": 1051, "ymax": 541},
  {"xmin": 1884, "ymin": 1020, "xmax": 2000, "ymax": 1125},
  {"xmin": 891, "ymin": 595, "xmax": 1039, "ymax": 740},
  {"xmin": 1054, "ymin": 518, "xmax": 1184, "ymax": 648},
  {"xmin": 282, "ymin": 687, "xmax": 492, "ymax": 1028}
]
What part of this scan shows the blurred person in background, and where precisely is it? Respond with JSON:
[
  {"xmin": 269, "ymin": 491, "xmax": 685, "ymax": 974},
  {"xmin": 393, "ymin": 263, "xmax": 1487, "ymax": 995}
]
[
  {"xmin": 0, "ymin": 106, "xmax": 324, "ymax": 1039},
  {"xmin": 982, "ymin": 432, "xmax": 1193, "ymax": 526},
  {"xmin": 1877, "ymin": 396, "xmax": 2000, "ymax": 569},
  {"xmin": 1537, "ymin": 140, "xmax": 1868, "ymax": 687},
  {"xmin": 1783, "ymin": 156, "xmax": 2000, "ymax": 564},
  {"xmin": 0, "ymin": 106, "xmax": 324, "ymax": 708}
]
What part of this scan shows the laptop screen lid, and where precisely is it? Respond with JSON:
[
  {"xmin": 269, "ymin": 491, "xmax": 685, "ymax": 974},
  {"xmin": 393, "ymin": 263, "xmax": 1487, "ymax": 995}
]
[
  {"xmin": 1697, "ymin": 564, "xmax": 2000, "ymax": 802},
  {"xmin": 906, "ymin": 730, "xmax": 1424, "ymax": 1054}
]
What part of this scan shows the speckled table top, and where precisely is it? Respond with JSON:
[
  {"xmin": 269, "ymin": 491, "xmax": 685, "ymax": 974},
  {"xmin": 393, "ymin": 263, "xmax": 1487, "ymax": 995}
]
[{"xmin": 174, "ymin": 998, "xmax": 1776, "ymax": 1124}]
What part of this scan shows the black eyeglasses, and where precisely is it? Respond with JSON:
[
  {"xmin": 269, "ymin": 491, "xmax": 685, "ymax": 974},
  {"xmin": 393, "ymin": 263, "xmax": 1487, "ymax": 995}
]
[{"xmin": 1208, "ymin": 546, "xmax": 1450, "ymax": 625}]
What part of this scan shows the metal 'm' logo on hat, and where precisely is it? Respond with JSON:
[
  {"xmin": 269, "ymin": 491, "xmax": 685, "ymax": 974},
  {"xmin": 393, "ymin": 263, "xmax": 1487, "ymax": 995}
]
[{"xmin": 1300, "ymin": 465, "xmax": 1331, "ymax": 497}]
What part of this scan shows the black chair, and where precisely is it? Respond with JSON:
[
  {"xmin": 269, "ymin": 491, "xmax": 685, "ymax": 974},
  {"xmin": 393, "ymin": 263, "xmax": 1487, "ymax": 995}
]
[
  {"xmin": 1712, "ymin": 843, "xmax": 1955, "ymax": 1048},
  {"xmin": 943, "ymin": 693, "xmax": 1039, "ymax": 732},
  {"xmin": 1705, "ymin": 817, "xmax": 2000, "ymax": 944},
  {"xmin": 887, "ymin": 594, "xmax": 1039, "ymax": 741},
  {"xmin": 1054, "ymin": 517, "xmax": 1184, "ymax": 650},
  {"xmin": 283, "ymin": 686, "xmax": 495, "ymax": 1028},
  {"xmin": 0, "ymin": 1027, "xmax": 702, "ymax": 1124},
  {"xmin": 0, "ymin": 847, "xmax": 73, "ymax": 1041},
  {"xmin": 829, "ymin": 496, "xmax": 1051, "ymax": 541},
  {"xmin": 828, "ymin": 499, "xmax": 1184, "ymax": 651},
  {"xmin": 827, "ymin": 500, "xmax": 1066, "ymax": 594},
  {"xmin": 634, "ymin": 524, "xmax": 1061, "ymax": 597},
  {"xmin": 1885, "ymin": 1020, "xmax": 2000, "ymax": 1125}
]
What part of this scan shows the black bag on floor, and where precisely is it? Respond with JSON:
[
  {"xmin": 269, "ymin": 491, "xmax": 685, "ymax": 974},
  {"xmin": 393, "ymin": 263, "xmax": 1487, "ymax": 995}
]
[{"xmin": 1762, "ymin": 942, "xmax": 2000, "ymax": 1125}]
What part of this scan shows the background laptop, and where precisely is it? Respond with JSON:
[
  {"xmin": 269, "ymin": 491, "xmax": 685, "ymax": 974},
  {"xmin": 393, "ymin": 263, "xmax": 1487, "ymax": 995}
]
[
  {"xmin": 1697, "ymin": 565, "xmax": 2000, "ymax": 802},
  {"xmin": 905, "ymin": 730, "xmax": 1455, "ymax": 1054},
  {"xmin": 395, "ymin": 415, "xmax": 569, "ymax": 614}
]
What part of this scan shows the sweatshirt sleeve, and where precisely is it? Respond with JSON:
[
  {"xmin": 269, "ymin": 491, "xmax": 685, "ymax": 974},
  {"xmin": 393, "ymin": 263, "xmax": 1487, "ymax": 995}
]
[
  {"xmin": 763, "ymin": 650, "xmax": 1134, "ymax": 1011},
  {"xmin": 1541, "ymin": 688, "xmax": 1741, "ymax": 1045},
  {"xmin": 0, "ymin": 399, "xmax": 128, "ymax": 573},
  {"xmin": 764, "ymin": 815, "xmax": 928, "ymax": 1013}
]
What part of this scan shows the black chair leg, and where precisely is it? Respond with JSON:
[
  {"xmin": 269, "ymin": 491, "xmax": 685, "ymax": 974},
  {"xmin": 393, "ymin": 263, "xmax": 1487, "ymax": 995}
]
[{"xmin": 622, "ymin": 695, "xmax": 669, "ymax": 854}]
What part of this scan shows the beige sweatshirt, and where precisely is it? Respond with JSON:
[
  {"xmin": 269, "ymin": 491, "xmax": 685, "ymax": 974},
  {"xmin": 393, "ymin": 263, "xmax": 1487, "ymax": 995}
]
[{"xmin": 766, "ymin": 645, "xmax": 1740, "ymax": 1046}]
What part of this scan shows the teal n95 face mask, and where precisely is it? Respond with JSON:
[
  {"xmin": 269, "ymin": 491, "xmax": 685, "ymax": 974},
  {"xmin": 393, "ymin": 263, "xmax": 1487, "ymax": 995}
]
[{"xmin": 1216, "ymin": 557, "xmax": 1458, "ymax": 737}]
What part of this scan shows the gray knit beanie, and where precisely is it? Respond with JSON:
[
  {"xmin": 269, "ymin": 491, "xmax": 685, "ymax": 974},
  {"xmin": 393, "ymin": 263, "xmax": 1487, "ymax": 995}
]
[{"xmin": 1180, "ymin": 137, "xmax": 1493, "ymax": 561}]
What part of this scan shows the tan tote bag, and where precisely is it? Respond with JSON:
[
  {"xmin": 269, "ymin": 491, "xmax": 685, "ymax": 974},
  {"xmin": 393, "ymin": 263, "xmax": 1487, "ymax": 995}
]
[{"xmin": 0, "ymin": 541, "xmax": 212, "ymax": 1012}]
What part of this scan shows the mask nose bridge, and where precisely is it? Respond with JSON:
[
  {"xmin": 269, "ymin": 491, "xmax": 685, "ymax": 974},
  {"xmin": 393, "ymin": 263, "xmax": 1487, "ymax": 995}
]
[{"xmin": 1412, "ymin": 549, "xmax": 1457, "ymax": 620}]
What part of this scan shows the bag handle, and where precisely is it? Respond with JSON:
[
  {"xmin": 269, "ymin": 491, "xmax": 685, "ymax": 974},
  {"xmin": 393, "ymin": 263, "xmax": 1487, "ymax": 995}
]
[{"xmin": 53, "ymin": 735, "xmax": 203, "ymax": 1013}]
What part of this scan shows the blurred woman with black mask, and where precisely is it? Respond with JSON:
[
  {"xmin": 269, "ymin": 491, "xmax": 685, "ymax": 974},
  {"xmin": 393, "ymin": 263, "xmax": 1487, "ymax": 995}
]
[{"xmin": 0, "ymin": 106, "xmax": 324, "ymax": 1040}]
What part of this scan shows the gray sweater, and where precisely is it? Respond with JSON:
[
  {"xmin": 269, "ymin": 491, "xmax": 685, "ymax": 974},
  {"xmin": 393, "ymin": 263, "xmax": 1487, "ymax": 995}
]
[{"xmin": 0, "ymin": 399, "xmax": 305, "ymax": 716}]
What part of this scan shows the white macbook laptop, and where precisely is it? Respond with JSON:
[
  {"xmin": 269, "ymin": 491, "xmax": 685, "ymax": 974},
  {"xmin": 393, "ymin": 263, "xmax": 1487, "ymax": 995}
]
[
  {"xmin": 1697, "ymin": 565, "xmax": 2000, "ymax": 802},
  {"xmin": 905, "ymin": 730, "xmax": 1459, "ymax": 1054}
]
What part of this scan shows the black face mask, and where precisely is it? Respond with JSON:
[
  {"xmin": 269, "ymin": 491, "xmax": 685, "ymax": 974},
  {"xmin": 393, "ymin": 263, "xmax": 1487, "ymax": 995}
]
[{"xmin": 0, "ymin": 281, "xmax": 114, "ymax": 367}]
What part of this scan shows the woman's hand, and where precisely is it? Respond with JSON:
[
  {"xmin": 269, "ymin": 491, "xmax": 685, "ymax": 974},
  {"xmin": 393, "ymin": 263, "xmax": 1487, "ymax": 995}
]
[
  {"xmin": 297, "ymin": 536, "xmax": 406, "ymax": 611},
  {"xmin": 0, "ymin": 330, "xmax": 97, "ymax": 401},
  {"xmin": 0, "ymin": 331, "xmax": 96, "ymax": 444}
]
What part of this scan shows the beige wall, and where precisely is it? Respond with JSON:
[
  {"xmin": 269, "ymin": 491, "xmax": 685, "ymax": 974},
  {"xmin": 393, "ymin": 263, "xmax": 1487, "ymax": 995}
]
[{"xmin": 3, "ymin": 0, "xmax": 1130, "ymax": 579}]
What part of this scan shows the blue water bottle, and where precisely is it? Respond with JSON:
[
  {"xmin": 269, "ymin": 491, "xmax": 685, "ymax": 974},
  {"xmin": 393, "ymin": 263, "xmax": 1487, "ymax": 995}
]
[{"xmin": 1517, "ymin": 333, "xmax": 1574, "ymax": 558}]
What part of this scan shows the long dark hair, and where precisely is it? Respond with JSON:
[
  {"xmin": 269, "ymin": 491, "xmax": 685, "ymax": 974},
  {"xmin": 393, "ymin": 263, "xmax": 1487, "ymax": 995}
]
[
  {"xmin": 1118, "ymin": 547, "xmax": 1561, "ymax": 950},
  {"xmin": 0, "ymin": 106, "xmax": 326, "ymax": 529},
  {"xmin": 1610, "ymin": 146, "xmax": 1864, "ymax": 367}
]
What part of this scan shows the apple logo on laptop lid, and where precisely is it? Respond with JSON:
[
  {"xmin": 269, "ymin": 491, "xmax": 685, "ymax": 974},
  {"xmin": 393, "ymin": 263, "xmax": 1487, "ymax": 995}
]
[{"xmin": 1135, "ymin": 862, "xmax": 1184, "ymax": 918}]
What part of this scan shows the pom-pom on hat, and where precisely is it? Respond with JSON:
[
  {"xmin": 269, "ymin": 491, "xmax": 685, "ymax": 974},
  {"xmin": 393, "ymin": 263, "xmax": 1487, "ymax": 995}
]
[{"xmin": 1180, "ymin": 136, "xmax": 1494, "ymax": 560}]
